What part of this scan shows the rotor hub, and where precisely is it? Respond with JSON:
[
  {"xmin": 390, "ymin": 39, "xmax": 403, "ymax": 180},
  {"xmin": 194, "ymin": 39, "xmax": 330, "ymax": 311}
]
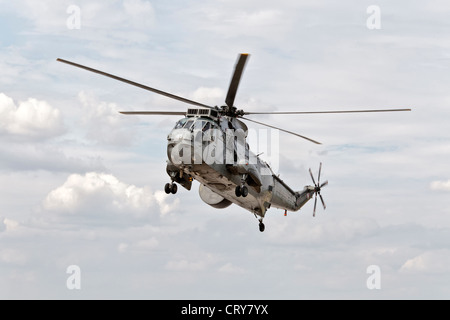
[{"xmin": 220, "ymin": 105, "xmax": 245, "ymax": 118}]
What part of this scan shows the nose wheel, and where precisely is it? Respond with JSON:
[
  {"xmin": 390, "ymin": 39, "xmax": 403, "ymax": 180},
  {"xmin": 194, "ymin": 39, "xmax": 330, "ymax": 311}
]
[{"xmin": 164, "ymin": 182, "xmax": 177, "ymax": 194}]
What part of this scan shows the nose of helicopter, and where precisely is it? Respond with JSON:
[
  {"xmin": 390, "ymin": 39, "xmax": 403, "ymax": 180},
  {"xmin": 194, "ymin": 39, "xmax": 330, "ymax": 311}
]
[
  {"xmin": 167, "ymin": 128, "xmax": 192, "ymax": 143},
  {"xmin": 167, "ymin": 128, "xmax": 203, "ymax": 166}
]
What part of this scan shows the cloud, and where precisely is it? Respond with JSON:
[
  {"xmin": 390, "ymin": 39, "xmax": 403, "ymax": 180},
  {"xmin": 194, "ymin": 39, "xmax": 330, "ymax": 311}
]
[
  {"xmin": 3, "ymin": 218, "xmax": 19, "ymax": 232},
  {"xmin": 0, "ymin": 248, "xmax": 27, "ymax": 265},
  {"xmin": 166, "ymin": 253, "xmax": 216, "ymax": 272},
  {"xmin": 117, "ymin": 236, "xmax": 160, "ymax": 254},
  {"xmin": 268, "ymin": 217, "xmax": 380, "ymax": 246},
  {"xmin": 6, "ymin": 0, "xmax": 156, "ymax": 46},
  {"xmin": 182, "ymin": 4, "xmax": 291, "ymax": 42},
  {"xmin": 42, "ymin": 172, "xmax": 179, "ymax": 221},
  {"xmin": 0, "ymin": 141, "xmax": 105, "ymax": 172},
  {"xmin": 0, "ymin": 217, "xmax": 5, "ymax": 232},
  {"xmin": 218, "ymin": 262, "xmax": 246, "ymax": 274},
  {"xmin": 78, "ymin": 91, "xmax": 139, "ymax": 146},
  {"xmin": 189, "ymin": 87, "xmax": 225, "ymax": 106},
  {"xmin": 400, "ymin": 249, "xmax": 450, "ymax": 274},
  {"xmin": 0, "ymin": 93, "xmax": 65, "ymax": 140},
  {"xmin": 123, "ymin": 0, "xmax": 156, "ymax": 28},
  {"xmin": 430, "ymin": 180, "xmax": 450, "ymax": 192}
]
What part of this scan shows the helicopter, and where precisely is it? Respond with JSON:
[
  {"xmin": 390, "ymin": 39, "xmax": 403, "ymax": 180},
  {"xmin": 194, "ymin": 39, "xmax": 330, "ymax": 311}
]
[{"xmin": 57, "ymin": 54, "xmax": 411, "ymax": 232}]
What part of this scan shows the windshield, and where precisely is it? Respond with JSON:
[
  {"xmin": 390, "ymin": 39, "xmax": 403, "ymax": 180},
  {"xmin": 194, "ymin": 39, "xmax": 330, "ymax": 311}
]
[
  {"xmin": 174, "ymin": 118, "xmax": 188, "ymax": 129},
  {"xmin": 174, "ymin": 118, "xmax": 218, "ymax": 131}
]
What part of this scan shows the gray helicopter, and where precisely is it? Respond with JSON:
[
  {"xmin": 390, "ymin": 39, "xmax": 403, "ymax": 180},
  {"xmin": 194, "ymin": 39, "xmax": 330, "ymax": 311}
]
[{"xmin": 57, "ymin": 54, "xmax": 410, "ymax": 232}]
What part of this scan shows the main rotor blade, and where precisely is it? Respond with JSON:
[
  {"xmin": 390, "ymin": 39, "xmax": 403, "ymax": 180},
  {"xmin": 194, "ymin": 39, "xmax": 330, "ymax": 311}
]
[
  {"xmin": 57, "ymin": 58, "xmax": 213, "ymax": 109},
  {"xmin": 244, "ymin": 108, "xmax": 411, "ymax": 115},
  {"xmin": 225, "ymin": 53, "xmax": 250, "ymax": 108},
  {"xmin": 241, "ymin": 116, "xmax": 321, "ymax": 145},
  {"xmin": 119, "ymin": 111, "xmax": 186, "ymax": 115}
]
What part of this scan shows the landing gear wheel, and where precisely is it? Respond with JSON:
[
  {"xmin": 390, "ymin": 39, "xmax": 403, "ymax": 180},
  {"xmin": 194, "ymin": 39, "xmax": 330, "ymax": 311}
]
[
  {"xmin": 235, "ymin": 185, "xmax": 248, "ymax": 197},
  {"xmin": 241, "ymin": 186, "xmax": 248, "ymax": 197},
  {"xmin": 235, "ymin": 186, "xmax": 242, "ymax": 197},
  {"xmin": 259, "ymin": 221, "xmax": 265, "ymax": 232},
  {"xmin": 165, "ymin": 183, "xmax": 177, "ymax": 194}
]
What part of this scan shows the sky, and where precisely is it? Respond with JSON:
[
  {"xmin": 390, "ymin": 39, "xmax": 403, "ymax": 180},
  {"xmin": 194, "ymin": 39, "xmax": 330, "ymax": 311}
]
[{"xmin": 1, "ymin": 0, "xmax": 450, "ymax": 299}]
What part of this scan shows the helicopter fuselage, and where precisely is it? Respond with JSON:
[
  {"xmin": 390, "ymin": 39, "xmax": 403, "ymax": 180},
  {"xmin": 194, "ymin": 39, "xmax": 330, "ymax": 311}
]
[{"xmin": 164, "ymin": 109, "xmax": 315, "ymax": 219}]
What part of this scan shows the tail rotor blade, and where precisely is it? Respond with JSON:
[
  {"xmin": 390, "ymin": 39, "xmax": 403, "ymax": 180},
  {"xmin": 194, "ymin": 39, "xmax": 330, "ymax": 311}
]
[
  {"xmin": 313, "ymin": 195, "xmax": 317, "ymax": 217},
  {"xmin": 320, "ymin": 180, "xmax": 328, "ymax": 188},
  {"xmin": 310, "ymin": 163, "xmax": 328, "ymax": 216},
  {"xmin": 318, "ymin": 162, "xmax": 322, "ymax": 185},
  {"xmin": 319, "ymin": 194, "xmax": 326, "ymax": 210},
  {"xmin": 309, "ymin": 168, "xmax": 317, "ymax": 186}
]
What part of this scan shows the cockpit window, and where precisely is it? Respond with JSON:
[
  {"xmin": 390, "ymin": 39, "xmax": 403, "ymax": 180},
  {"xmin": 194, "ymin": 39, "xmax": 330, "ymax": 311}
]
[
  {"xmin": 193, "ymin": 120, "xmax": 205, "ymax": 131},
  {"xmin": 174, "ymin": 118, "xmax": 219, "ymax": 132},
  {"xmin": 202, "ymin": 122, "xmax": 211, "ymax": 132},
  {"xmin": 183, "ymin": 120, "xmax": 194, "ymax": 130},
  {"xmin": 174, "ymin": 118, "xmax": 188, "ymax": 129}
]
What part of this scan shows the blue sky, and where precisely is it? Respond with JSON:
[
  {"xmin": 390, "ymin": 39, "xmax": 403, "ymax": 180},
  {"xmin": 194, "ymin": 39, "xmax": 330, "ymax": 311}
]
[{"xmin": 1, "ymin": 0, "xmax": 450, "ymax": 299}]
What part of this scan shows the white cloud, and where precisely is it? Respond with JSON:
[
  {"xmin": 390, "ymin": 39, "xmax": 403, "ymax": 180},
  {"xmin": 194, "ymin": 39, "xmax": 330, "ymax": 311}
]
[
  {"xmin": 189, "ymin": 87, "xmax": 225, "ymax": 106},
  {"xmin": 0, "ymin": 217, "xmax": 5, "ymax": 232},
  {"xmin": 78, "ymin": 91, "xmax": 139, "ymax": 146},
  {"xmin": 43, "ymin": 172, "xmax": 179, "ymax": 218},
  {"xmin": 5, "ymin": 0, "xmax": 157, "ymax": 46},
  {"xmin": 0, "ymin": 248, "xmax": 27, "ymax": 265},
  {"xmin": 166, "ymin": 257, "xmax": 211, "ymax": 272},
  {"xmin": 400, "ymin": 249, "xmax": 450, "ymax": 274},
  {"xmin": 166, "ymin": 259, "xmax": 204, "ymax": 271},
  {"xmin": 0, "ymin": 93, "xmax": 64, "ymax": 140},
  {"xmin": 218, "ymin": 262, "xmax": 246, "ymax": 274},
  {"xmin": 3, "ymin": 218, "xmax": 19, "ymax": 232},
  {"xmin": 0, "ymin": 141, "xmax": 105, "ymax": 172},
  {"xmin": 117, "ymin": 237, "xmax": 159, "ymax": 254},
  {"xmin": 123, "ymin": 0, "xmax": 156, "ymax": 28},
  {"xmin": 430, "ymin": 180, "xmax": 450, "ymax": 192},
  {"xmin": 268, "ymin": 217, "xmax": 380, "ymax": 246},
  {"xmin": 183, "ymin": 4, "xmax": 291, "ymax": 41}
]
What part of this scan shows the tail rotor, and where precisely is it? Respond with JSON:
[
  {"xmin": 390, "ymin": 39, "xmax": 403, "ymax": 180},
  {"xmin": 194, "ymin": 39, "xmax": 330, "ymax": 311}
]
[{"xmin": 309, "ymin": 162, "xmax": 328, "ymax": 217}]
